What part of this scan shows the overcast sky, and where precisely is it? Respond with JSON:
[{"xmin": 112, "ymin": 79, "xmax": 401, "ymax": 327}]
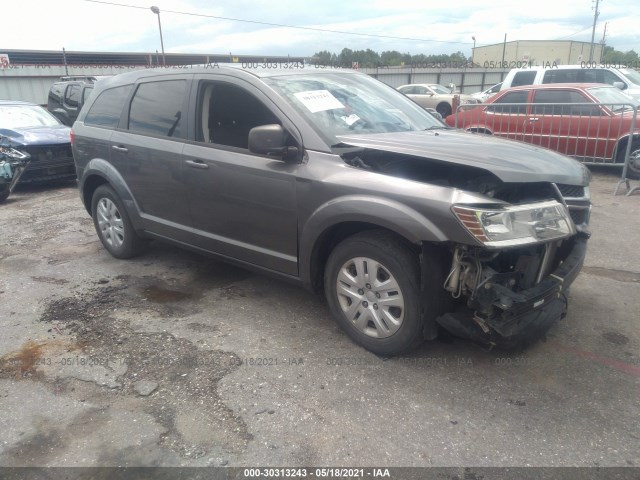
[{"xmin": 3, "ymin": 0, "xmax": 638, "ymax": 58}]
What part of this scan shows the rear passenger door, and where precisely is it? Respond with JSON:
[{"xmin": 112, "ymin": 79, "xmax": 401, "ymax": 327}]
[
  {"xmin": 181, "ymin": 75, "xmax": 300, "ymax": 276},
  {"xmin": 110, "ymin": 75, "xmax": 194, "ymax": 242},
  {"xmin": 528, "ymin": 89, "xmax": 606, "ymax": 160}
]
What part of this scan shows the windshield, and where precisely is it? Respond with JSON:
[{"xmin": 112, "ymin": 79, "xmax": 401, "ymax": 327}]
[
  {"xmin": 588, "ymin": 86, "xmax": 640, "ymax": 111},
  {"xmin": 619, "ymin": 68, "xmax": 640, "ymax": 86},
  {"xmin": 0, "ymin": 104, "xmax": 61, "ymax": 128},
  {"xmin": 264, "ymin": 73, "xmax": 445, "ymax": 147},
  {"xmin": 429, "ymin": 84, "xmax": 451, "ymax": 94}
]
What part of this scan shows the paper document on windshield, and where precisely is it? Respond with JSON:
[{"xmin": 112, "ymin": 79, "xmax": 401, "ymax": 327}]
[{"xmin": 294, "ymin": 90, "xmax": 345, "ymax": 113}]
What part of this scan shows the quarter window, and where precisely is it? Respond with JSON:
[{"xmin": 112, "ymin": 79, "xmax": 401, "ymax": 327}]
[
  {"xmin": 84, "ymin": 84, "xmax": 133, "ymax": 128},
  {"xmin": 128, "ymin": 80, "xmax": 186, "ymax": 138}
]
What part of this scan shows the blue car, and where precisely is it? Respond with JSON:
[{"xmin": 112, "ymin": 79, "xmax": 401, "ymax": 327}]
[{"xmin": 0, "ymin": 100, "xmax": 75, "ymax": 183}]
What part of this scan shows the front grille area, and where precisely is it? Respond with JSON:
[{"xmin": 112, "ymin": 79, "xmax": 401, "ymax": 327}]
[
  {"xmin": 570, "ymin": 209, "xmax": 587, "ymax": 225},
  {"xmin": 556, "ymin": 184, "xmax": 585, "ymax": 198},
  {"xmin": 21, "ymin": 144, "xmax": 75, "ymax": 182}
]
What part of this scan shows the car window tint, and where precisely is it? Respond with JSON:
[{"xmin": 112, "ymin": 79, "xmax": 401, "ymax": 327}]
[
  {"xmin": 65, "ymin": 85, "xmax": 81, "ymax": 108},
  {"xmin": 511, "ymin": 71, "xmax": 536, "ymax": 87},
  {"xmin": 85, "ymin": 85, "xmax": 133, "ymax": 128},
  {"xmin": 532, "ymin": 90, "xmax": 600, "ymax": 115},
  {"xmin": 82, "ymin": 86, "xmax": 93, "ymax": 104},
  {"xmin": 416, "ymin": 87, "xmax": 428, "ymax": 94},
  {"xmin": 128, "ymin": 80, "xmax": 186, "ymax": 138},
  {"xmin": 398, "ymin": 86, "xmax": 412, "ymax": 94},
  {"xmin": 485, "ymin": 91, "xmax": 529, "ymax": 114},
  {"xmin": 197, "ymin": 82, "xmax": 280, "ymax": 149}
]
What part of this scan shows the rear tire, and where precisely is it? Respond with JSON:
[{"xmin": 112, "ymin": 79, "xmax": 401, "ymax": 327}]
[
  {"xmin": 436, "ymin": 102, "xmax": 452, "ymax": 119},
  {"xmin": 91, "ymin": 185, "xmax": 145, "ymax": 259},
  {"xmin": 324, "ymin": 230, "xmax": 425, "ymax": 356},
  {"xmin": 0, "ymin": 189, "xmax": 9, "ymax": 203}
]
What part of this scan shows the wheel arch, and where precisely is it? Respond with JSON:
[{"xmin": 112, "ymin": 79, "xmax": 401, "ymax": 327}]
[
  {"xmin": 613, "ymin": 133, "xmax": 640, "ymax": 163},
  {"xmin": 299, "ymin": 196, "xmax": 448, "ymax": 292},
  {"xmin": 79, "ymin": 158, "xmax": 144, "ymax": 230}
]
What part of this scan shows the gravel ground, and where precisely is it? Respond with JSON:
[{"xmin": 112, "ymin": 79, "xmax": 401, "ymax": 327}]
[{"xmin": 0, "ymin": 171, "xmax": 638, "ymax": 471}]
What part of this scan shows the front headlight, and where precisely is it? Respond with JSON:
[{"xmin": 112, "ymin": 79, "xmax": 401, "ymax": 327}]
[{"xmin": 452, "ymin": 200, "xmax": 576, "ymax": 247}]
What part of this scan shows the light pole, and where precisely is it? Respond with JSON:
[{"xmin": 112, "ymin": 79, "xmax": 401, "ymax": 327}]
[
  {"xmin": 150, "ymin": 6, "xmax": 165, "ymax": 66},
  {"xmin": 472, "ymin": 36, "xmax": 476, "ymax": 64}
]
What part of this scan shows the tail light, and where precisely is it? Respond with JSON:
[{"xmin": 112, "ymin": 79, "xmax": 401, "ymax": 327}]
[{"xmin": 70, "ymin": 129, "xmax": 75, "ymax": 146}]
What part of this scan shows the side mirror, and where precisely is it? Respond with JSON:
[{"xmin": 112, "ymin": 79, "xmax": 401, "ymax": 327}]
[
  {"xmin": 613, "ymin": 81, "xmax": 626, "ymax": 90},
  {"xmin": 248, "ymin": 124, "xmax": 298, "ymax": 161}
]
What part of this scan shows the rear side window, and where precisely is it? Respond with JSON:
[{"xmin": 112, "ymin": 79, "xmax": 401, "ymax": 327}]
[
  {"xmin": 85, "ymin": 85, "xmax": 133, "ymax": 128},
  {"xmin": 486, "ymin": 91, "xmax": 529, "ymax": 114},
  {"xmin": 532, "ymin": 90, "xmax": 600, "ymax": 116},
  {"xmin": 128, "ymin": 80, "xmax": 186, "ymax": 138},
  {"xmin": 511, "ymin": 71, "xmax": 536, "ymax": 87}
]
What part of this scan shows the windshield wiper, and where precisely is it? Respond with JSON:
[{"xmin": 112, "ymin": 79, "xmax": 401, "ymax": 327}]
[{"xmin": 424, "ymin": 125, "xmax": 450, "ymax": 130}]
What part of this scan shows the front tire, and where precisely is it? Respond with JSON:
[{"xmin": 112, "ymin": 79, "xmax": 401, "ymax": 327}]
[
  {"xmin": 91, "ymin": 185, "xmax": 145, "ymax": 259},
  {"xmin": 620, "ymin": 141, "xmax": 640, "ymax": 180},
  {"xmin": 324, "ymin": 231, "xmax": 424, "ymax": 356}
]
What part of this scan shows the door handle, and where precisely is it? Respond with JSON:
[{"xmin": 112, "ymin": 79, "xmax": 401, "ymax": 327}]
[
  {"xmin": 111, "ymin": 145, "xmax": 129, "ymax": 153},
  {"xmin": 185, "ymin": 159, "xmax": 209, "ymax": 170},
  {"xmin": 528, "ymin": 117, "xmax": 540, "ymax": 122}
]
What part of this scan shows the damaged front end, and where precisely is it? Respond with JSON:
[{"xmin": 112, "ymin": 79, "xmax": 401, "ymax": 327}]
[{"xmin": 436, "ymin": 198, "xmax": 590, "ymax": 349}]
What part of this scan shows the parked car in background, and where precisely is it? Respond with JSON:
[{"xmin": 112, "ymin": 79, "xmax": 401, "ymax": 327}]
[
  {"xmin": 0, "ymin": 100, "xmax": 75, "ymax": 183},
  {"xmin": 72, "ymin": 67, "xmax": 590, "ymax": 355},
  {"xmin": 397, "ymin": 83, "xmax": 479, "ymax": 118},
  {"xmin": 500, "ymin": 65, "xmax": 640, "ymax": 100},
  {"xmin": 471, "ymin": 82, "xmax": 502, "ymax": 102},
  {"xmin": 446, "ymin": 83, "xmax": 640, "ymax": 179},
  {"xmin": 47, "ymin": 76, "xmax": 99, "ymax": 126}
]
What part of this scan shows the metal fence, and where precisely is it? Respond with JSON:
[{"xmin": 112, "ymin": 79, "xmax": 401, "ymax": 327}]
[
  {"xmin": 452, "ymin": 101, "xmax": 640, "ymax": 194},
  {"xmin": 454, "ymin": 101, "xmax": 638, "ymax": 164}
]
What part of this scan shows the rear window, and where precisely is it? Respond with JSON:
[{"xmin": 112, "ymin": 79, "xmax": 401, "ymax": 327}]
[{"xmin": 85, "ymin": 85, "xmax": 133, "ymax": 128}]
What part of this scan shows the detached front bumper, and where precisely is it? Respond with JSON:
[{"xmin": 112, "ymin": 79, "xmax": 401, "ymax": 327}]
[{"xmin": 435, "ymin": 232, "xmax": 589, "ymax": 348}]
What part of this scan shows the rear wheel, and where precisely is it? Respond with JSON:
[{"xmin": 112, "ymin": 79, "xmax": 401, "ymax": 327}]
[
  {"xmin": 324, "ymin": 231, "xmax": 425, "ymax": 356},
  {"xmin": 91, "ymin": 185, "xmax": 146, "ymax": 259},
  {"xmin": 436, "ymin": 102, "xmax": 452, "ymax": 119},
  {"xmin": 0, "ymin": 189, "xmax": 9, "ymax": 203}
]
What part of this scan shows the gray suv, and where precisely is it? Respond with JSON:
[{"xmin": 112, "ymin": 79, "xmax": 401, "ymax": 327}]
[{"xmin": 72, "ymin": 67, "xmax": 591, "ymax": 355}]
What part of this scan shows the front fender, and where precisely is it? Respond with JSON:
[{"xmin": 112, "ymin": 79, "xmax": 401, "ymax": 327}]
[
  {"xmin": 80, "ymin": 158, "xmax": 144, "ymax": 230},
  {"xmin": 299, "ymin": 195, "xmax": 447, "ymax": 286}
]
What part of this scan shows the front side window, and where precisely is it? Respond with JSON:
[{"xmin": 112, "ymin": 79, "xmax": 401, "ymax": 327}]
[
  {"xmin": 197, "ymin": 82, "xmax": 281, "ymax": 149},
  {"xmin": 64, "ymin": 84, "xmax": 81, "ymax": 108},
  {"xmin": 85, "ymin": 85, "xmax": 133, "ymax": 128},
  {"xmin": 485, "ymin": 91, "xmax": 529, "ymax": 114},
  {"xmin": 128, "ymin": 80, "xmax": 186, "ymax": 138}
]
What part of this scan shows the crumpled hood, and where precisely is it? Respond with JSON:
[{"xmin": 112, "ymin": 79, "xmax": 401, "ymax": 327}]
[
  {"xmin": 337, "ymin": 129, "xmax": 590, "ymax": 185},
  {"xmin": 0, "ymin": 125, "xmax": 71, "ymax": 146}
]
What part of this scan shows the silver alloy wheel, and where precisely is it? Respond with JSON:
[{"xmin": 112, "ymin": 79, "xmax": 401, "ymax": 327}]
[
  {"xmin": 96, "ymin": 197, "xmax": 125, "ymax": 249},
  {"xmin": 336, "ymin": 256, "xmax": 405, "ymax": 338}
]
